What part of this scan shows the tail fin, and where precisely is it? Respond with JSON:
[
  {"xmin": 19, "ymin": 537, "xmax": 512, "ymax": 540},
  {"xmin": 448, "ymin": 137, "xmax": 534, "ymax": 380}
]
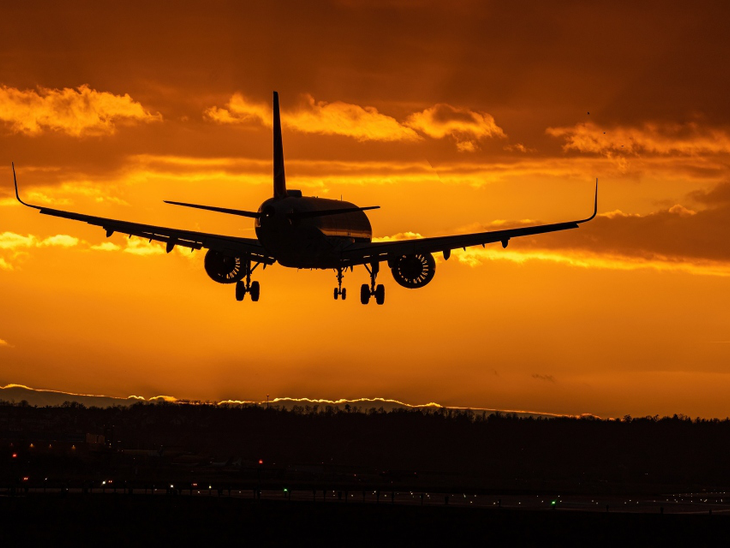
[{"xmin": 273, "ymin": 91, "xmax": 287, "ymax": 199}]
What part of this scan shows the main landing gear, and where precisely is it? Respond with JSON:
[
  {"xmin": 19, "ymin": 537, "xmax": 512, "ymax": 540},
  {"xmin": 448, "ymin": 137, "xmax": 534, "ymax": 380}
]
[
  {"xmin": 334, "ymin": 267, "xmax": 347, "ymax": 300},
  {"xmin": 361, "ymin": 262, "xmax": 385, "ymax": 305},
  {"xmin": 235, "ymin": 259, "xmax": 261, "ymax": 302}
]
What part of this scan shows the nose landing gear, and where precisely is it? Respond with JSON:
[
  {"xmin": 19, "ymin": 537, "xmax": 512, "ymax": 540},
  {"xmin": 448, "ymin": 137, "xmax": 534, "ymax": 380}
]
[
  {"xmin": 235, "ymin": 259, "xmax": 261, "ymax": 302},
  {"xmin": 361, "ymin": 262, "xmax": 385, "ymax": 305},
  {"xmin": 334, "ymin": 267, "xmax": 347, "ymax": 300}
]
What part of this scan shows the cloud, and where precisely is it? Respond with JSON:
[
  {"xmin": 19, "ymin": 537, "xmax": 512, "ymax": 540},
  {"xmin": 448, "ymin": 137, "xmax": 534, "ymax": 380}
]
[
  {"xmin": 290, "ymin": 94, "xmax": 421, "ymax": 142},
  {"xmin": 0, "ymin": 232, "xmax": 80, "ymax": 251},
  {"xmin": 532, "ymin": 374, "xmax": 556, "ymax": 383},
  {"xmin": 207, "ymin": 92, "xmax": 420, "ymax": 142},
  {"xmin": 205, "ymin": 93, "xmax": 506, "ymax": 149},
  {"xmin": 90, "ymin": 242, "xmax": 121, "ymax": 252},
  {"xmin": 453, "ymin": 246, "xmax": 730, "ymax": 277},
  {"xmin": 0, "ymin": 232, "xmax": 36, "ymax": 250},
  {"xmin": 0, "ymin": 84, "xmax": 161, "ymax": 136},
  {"xmin": 0, "ymin": 338, "xmax": 11, "ymax": 348},
  {"xmin": 405, "ymin": 103, "xmax": 506, "ymax": 151},
  {"xmin": 123, "ymin": 239, "xmax": 165, "ymax": 256},
  {"xmin": 547, "ymin": 122, "xmax": 730, "ymax": 156},
  {"xmin": 148, "ymin": 395, "xmax": 178, "ymax": 403},
  {"xmin": 0, "ymin": 231, "xmax": 169, "ymax": 270},
  {"xmin": 373, "ymin": 232, "xmax": 424, "ymax": 242},
  {"xmin": 39, "ymin": 234, "xmax": 79, "ymax": 247},
  {"xmin": 453, "ymin": 182, "xmax": 730, "ymax": 276},
  {"xmin": 204, "ymin": 93, "xmax": 270, "ymax": 126},
  {"xmin": 690, "ymin": 182, "xmax": 730, "ymax": 205},
  {"xmin": 0, "ymin": 232, "xmax": 83, "ymax": 270},
  {"xmin": 518, "ymin": 202, "xmax": 730, "ymax": 265}
]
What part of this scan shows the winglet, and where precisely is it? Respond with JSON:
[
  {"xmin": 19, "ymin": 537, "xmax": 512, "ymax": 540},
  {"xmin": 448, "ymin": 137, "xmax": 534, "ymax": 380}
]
[
  {"xmin": 577, "ymin": 179, "xmax": 598, "ymax": 224},
  {"xmin": 12, "ymin": 163, "xmax": 39, "ymax": 209}
]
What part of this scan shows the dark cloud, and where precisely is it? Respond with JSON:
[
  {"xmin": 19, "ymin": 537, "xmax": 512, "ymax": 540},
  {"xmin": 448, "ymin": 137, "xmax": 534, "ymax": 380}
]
[
  {"xmin": 532, "ymin": 374, "xmax": 556, "ymax": 383},
  {"xmin": 513, "ymin": 183, "xmax": 730, "ymax": 264},
  {"xmin": 689, "ymin": 182, "xmax": 730, "ymax": 205}
]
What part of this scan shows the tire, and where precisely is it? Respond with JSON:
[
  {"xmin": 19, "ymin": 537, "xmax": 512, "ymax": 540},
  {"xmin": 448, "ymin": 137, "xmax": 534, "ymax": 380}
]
[
  {"xmin": 375, "ymin": 284, "xmax": 385, "ymax": 305},
  {"xmin": 250, "ymin": 281, "xmax": 260, "ymax": 302},
  {"xmin": 360, "ymin": 284, "xmax": 370, "ymax": 305},
  {"xmin": 235, "ymin": 281, "xmax": 246, "ymax": 301},
  {"xmin": 334, "ymin": 288, "xmax": 339, "ymax": 300},
  {"xmin": 341, "ymin": 288, "xmax": 347, "ymax": 300}
]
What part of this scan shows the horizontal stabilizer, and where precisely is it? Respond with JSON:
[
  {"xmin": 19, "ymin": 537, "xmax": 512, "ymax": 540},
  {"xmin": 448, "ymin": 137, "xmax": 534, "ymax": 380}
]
[
  {"xmin": 164, "ymin": 200, "xmax": 261, "ymax": 218},
  {"xmin": 291, "ymin": 206, "xmax": 380, "ymax": 220}
]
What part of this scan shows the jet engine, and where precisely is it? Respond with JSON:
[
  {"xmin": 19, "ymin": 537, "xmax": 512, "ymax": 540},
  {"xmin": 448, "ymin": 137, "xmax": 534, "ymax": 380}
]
[
  {"xmin": 389, "ymin": 253, "xmax": 436, "ymax": 289},
  {"xmin": 204, "ymin": 250, "xmax": 246, "ymax": 284}
]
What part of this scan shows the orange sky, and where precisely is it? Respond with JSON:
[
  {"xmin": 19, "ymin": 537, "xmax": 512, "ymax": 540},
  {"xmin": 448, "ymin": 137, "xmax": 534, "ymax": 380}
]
[{"xmin": 1, "ymin": 1, "xmax": 729, "ymax": 417}]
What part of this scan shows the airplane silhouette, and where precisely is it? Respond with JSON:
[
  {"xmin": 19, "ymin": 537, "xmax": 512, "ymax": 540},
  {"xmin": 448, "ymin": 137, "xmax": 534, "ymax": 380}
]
[{"xmin": 13, "ymin": 92, "xmax": 597, "ymax": 305}]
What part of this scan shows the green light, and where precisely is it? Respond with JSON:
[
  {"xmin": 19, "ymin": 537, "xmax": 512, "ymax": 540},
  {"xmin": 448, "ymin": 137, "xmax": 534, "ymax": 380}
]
[
  {"xmin": 551, "ymin": 500, "xmax": 557, "ymax": 505},
  {"xmin": 284, "ymin": 488, "xmax": 288, "ymax": 492}
]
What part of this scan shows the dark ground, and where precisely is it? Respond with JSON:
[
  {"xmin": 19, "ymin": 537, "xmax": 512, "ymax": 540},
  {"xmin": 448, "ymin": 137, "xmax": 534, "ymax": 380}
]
[
  {"xmin": 1, "ymin": 494, "xmax": 728, "ymax": 546},
  {"xmin": 3, "ymin": 401, "xmax": 730, "ymax": 544}
]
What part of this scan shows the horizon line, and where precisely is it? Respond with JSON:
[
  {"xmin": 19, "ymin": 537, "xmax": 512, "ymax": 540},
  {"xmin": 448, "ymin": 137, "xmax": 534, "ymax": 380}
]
[{"xmin": 0, "ymin": 383, "xmax": 586, "ymax": 419}]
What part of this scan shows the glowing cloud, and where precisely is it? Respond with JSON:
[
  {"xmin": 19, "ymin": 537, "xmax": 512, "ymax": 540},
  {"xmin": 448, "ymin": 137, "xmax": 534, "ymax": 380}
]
[
  {"xmin": 38, "ymin": 234, "xmax": 79, "ymax": 247},
  {"xmin": 90, "ymin": 242, "xmax": 121, "ymax": 252},
  {"xmin": 0, "ymin": 338, "xmax": 10, "ymax": 348},
  {"xmin": 288, "ymin": 94, "xmax": 420, "ymax": 142},
  {"xmin": 405, "ymin": 103, "xmax": 506, "ymax": 151},
  {"xmin": 0, "ymin": 232, "xmax": 81, "ymax": 251},
  {"xmin": 373, "ymin": 232, "xmax": 424, "ymax": 242},
  {"xmin": 204, "ymin": 92, "xmax": 270, "ymax": 126},
  {"xmin": 123, "ymin": 239, "xmax": 166, "ymax": 256},
  {"xmin": 0, "ymin": 232, "xmax": 82, "ymax": 270},
  {"xmin": 207, "ymin": 92, "xmax": 420, "ymax": 142},
  {"xmin": 0, "ymin": 84, "xmax": 161, "ymax": 136},
  {"xmin": 547, "ymin": 122, "xmax": 730, "ymax": 156},
  {"xmin": 0, "ymin": 232, "xmax": 35, "ymax": 250}
]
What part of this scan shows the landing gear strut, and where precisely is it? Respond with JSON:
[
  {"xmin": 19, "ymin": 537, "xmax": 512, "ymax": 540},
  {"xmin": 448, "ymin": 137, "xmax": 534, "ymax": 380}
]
[
  {"xmin": 361, "ymin": 262, "xmax": 385, "ymax": 305},
  {"xmin": 235, "ymin": 259, "xmax": 261, "ymax": 302},
  {"xmin": 333, "ymin": 267, "xmax": 347, "ymax": 300}
]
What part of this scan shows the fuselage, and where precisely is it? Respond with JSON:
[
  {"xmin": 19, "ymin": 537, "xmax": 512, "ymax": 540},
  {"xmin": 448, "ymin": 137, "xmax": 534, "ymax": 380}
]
[{"xmin": 255, "ymin": 194, "xmax": 372, "ymax": 268}]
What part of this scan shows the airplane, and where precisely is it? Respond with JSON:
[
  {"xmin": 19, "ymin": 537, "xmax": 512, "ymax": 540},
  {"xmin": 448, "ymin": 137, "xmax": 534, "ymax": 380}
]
[{"xmin": 12, "ymin": 91, "xmax": 597, "ymax": 305}]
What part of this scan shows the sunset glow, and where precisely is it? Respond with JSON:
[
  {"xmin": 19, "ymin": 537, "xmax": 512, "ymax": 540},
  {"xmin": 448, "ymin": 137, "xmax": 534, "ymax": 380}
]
[{"xmin": 1, "ymin": 1, "xmax": 729, "ymax": 418}]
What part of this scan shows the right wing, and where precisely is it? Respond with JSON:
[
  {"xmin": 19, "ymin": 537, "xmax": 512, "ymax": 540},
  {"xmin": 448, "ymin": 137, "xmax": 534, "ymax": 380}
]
[
  {"xmin": 341, "ymin": 182, "xmax": 597, "ymax": 266},
  {"xmin": 12, "ymin": 164, "xmax": 274, "ymax": 264}
]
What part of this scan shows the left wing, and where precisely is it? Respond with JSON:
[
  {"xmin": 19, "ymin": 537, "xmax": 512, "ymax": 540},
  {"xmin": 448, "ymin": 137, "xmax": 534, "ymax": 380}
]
[
  {"xmin": 341, "ymin": 182, "xmax": 597, "ymax": 266},
  {"xmin": 12, "ymin": 164, "xmax": 274, "ymax": 264}
]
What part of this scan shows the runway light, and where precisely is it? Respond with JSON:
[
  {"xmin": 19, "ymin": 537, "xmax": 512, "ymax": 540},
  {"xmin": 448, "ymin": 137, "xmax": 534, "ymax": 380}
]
[
  {"xmin": 11, "ymin": 453, "xmax": 17, "ymax": 458},
  {"xmin": 258, "ymin": 459, "xmax": 264, "ymax": 465}
]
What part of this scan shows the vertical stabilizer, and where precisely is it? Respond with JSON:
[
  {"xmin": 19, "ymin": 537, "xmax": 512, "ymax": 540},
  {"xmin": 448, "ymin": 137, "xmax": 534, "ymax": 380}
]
[{"xmin": 273, "ymin": 91, "xmax": 287, "ymax": 198}]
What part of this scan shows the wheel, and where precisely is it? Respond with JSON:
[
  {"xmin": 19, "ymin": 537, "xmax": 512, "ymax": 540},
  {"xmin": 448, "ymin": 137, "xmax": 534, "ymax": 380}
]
[
  {"xmin": 341, "ymin": 288, "xmax": 346, "ymax": 300},
  {"xmin": 250, "ymin": 281, "xmax": 260, "ymax": 302},
  {"xmin": 235, "ymin": 280, "xmax": 246, "ymax": 301},
  {"xmin": 375, "ymin": 284, "xmax": 385, "ymax": 305},
  {"xmin": 334, "ymin": 288, "xmax": 339, "ymax": 300},
  {"xmin": 360, "ymin": 284, "xmax": 370, "ymax": 305}
]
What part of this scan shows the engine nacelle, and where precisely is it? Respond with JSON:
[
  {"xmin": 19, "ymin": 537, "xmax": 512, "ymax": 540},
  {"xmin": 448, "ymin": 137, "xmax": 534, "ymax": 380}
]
[
  {"xmin": 390, "ymin": 253, "xmax": 436, "ymax": 289},
  {"xmin": 204, "ymin": 250, "xmax": 247, "ymax": 284}
]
